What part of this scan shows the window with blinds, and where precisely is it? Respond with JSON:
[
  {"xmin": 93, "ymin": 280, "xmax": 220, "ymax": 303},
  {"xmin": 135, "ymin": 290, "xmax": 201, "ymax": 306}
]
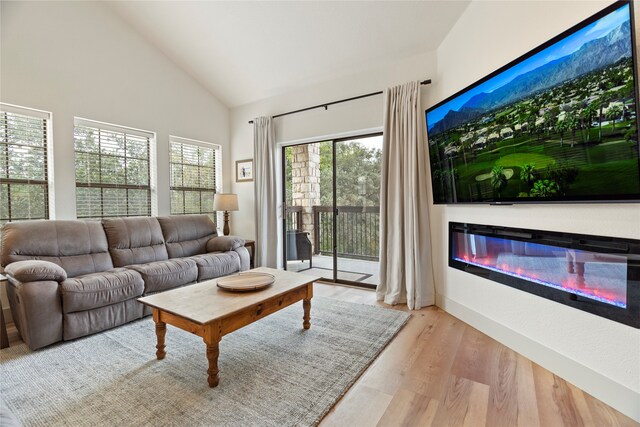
[
  {"xmin": 170, "ymin": 136, "xmax": 221, "ymax": 222},
  {"xmin": 74, "ymin": 118, "xmax": 154, "ymax": 219},
  {"xmin": 0, "ymin": 104, "xmax": 51, "ymax": 225}
]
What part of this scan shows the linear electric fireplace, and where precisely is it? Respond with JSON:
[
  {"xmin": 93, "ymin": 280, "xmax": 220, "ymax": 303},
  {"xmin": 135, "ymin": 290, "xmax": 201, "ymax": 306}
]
[{"xmin": 449, "ymin": 223, "xmax": 640, "ymax": 328}]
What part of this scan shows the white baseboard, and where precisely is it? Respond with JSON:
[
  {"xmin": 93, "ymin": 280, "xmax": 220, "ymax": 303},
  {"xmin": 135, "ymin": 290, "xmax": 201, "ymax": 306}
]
[{"xmin": 437, "ymin": 295, "xmax": 640, "ymax": 423}]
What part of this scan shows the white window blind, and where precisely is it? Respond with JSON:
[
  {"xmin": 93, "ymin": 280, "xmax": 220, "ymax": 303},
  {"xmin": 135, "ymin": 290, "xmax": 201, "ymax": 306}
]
[
  {"xmin": 0, "ymin": 103, "xmax": 52, "ymax": 224},
  {"xmin": 74, "ymin": 118, "xmax": 154, "ymax": 219},
  {"xmin": 170, "ymin": 136, "xmax": 221, "ymax": 223}
]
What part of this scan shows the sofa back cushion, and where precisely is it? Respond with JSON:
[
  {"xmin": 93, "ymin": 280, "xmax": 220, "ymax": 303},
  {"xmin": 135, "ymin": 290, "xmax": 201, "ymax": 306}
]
[
  {"xmin": 102, "ymin": 217, "xmax": 168, "ymax": 267},
  {"xmin": 1, "ymin": 220, "xmax": 113, "ymax": 277},
  {"xmin": 157, "ymin": 214, "xmax": 217, "ymax": 258}
]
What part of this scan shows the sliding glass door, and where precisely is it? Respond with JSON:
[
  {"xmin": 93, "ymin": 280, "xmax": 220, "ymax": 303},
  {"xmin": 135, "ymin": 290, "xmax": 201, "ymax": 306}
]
[
  {"xmin": 283, "ymin": 141, "xmax": 333, "ymax": 281},
  {"xmin": 282, "ymin": 133, "xmax": 382, "ymax": 288},
  {"xmin": 334, "ymin": 136, "xmax": 382, "ymax": 286}
]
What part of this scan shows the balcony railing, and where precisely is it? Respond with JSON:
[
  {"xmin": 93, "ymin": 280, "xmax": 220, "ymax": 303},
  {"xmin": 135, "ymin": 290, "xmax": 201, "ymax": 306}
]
[
  {"xmin": 313, "ymin": 205, "xmax": 380, "ymax": 261},
  {"xmin": 285, "ymin": 205, "xmax": 380, "ymax": 261}
]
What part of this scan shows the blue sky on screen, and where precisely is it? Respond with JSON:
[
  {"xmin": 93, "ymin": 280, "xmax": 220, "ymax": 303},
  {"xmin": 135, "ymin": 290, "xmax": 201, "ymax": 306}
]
[{"xmin": 427, "ymin": 3, "xmax": 631, "ymax": 130}]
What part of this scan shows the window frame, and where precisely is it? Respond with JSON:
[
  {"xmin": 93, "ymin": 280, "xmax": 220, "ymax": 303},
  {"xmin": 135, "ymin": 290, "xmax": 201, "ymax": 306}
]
[
  {"xmin": 169, "ymin": 135, "xmax": 222, "ymax": 222},
  {"xmin": 0, "ymin": 103, "xmax": 54, "ymax": 223},
  {"xmin": 73, "ymin": 117, "xmax": 157, "ymax": 220}
]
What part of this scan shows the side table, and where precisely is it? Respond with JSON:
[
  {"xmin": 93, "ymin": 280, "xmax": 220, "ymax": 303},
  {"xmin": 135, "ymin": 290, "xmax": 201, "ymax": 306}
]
[{"xmin": 244, "ymin": 239, "xmax": 255, "ymax": 269}]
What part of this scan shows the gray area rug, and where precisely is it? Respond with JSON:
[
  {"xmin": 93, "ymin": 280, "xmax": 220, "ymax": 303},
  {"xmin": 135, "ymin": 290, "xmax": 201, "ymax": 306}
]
[{"xmin": 1, "ymin": 296, "xmax": 409, "ymax": 427}]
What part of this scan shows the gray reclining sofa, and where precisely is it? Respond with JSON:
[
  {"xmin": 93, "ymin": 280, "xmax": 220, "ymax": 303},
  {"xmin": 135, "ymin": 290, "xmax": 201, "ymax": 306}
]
[{"xmin": 0, "ymin": 214, "xmax": 249, "ymax": 350}]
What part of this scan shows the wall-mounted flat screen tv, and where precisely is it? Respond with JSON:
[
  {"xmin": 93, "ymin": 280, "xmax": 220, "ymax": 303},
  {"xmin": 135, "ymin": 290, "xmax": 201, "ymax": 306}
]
[{"xmin": 426, "ymin": 0, "xmax": 639, "ymax": 204}]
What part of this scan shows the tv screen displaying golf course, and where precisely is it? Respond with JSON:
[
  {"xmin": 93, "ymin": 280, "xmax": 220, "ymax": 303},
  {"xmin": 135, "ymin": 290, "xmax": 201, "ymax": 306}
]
[{"xmin": 426, "ymin": 1, "xmax": 639, "ymax": 204}]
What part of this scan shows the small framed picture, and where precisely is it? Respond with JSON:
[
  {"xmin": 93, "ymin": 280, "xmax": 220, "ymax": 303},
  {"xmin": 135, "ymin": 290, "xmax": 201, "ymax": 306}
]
[{"xmin": 236, "ymin": 159, "xmax": 254, "ymax": 182}]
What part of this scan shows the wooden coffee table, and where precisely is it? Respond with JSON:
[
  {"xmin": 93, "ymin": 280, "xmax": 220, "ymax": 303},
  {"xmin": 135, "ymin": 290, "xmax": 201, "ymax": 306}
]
[{"xmin": 137, "ymin": 267, "xmax": 319, "ymax": 387}]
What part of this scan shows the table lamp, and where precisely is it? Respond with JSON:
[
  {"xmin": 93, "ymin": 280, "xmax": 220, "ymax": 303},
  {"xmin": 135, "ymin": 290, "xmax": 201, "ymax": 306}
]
[{"xmin": 213, "ymin": 193, "xmax": 239, "ymax": 236}]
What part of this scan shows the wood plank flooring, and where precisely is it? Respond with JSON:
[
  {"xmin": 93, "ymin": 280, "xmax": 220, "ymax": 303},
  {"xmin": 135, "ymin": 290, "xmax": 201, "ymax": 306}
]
[
  {"xmin": 5, "ymin": 282, "xmax": 638, "ymax": 426},
  {"xmin": 314, "ymin": 283, "xmax": 638, "ymax": 427}
]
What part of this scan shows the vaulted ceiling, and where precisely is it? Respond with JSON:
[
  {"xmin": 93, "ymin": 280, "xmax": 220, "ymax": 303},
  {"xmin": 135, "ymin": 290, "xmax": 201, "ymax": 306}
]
[{"xmin": 107, "ymin": 1, "xmax": 470, "ymax": 108}]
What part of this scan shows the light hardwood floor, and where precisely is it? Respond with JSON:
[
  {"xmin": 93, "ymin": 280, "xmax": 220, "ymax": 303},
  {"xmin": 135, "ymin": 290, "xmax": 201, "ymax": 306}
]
[
  {"xmin": 314, "ymin": 282, "xmax": 638, "ymax": 427},
  {"xmin": 5, "ymin": 282, "xmax": 637, "ymax": 426}
]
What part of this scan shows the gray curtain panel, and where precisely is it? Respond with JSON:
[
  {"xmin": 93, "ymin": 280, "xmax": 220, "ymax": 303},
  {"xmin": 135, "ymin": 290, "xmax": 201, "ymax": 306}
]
[
  {"xmin": 377, "ymin": 81, "xmax": 435, "ymax": 309},
  {"xmin": 253, "ymin": 117, "xmax": 278, "ymax": 268}
]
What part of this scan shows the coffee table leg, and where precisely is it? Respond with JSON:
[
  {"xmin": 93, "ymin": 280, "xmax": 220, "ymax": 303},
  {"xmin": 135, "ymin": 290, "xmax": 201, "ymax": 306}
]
[
  {"xmin": 303, "ymin": 299, "xmax": 311, "ymax": 329},
  {"xmin": 303, "ymin": 283, "xmax": 313, "ymax": 330},
  {"xmin": 153, "ymin": 309, "xmax": 166, "ymax": 360},
  {"xmin": 204, "ymin": 323, "xmax": 222, "ymax": 387}
]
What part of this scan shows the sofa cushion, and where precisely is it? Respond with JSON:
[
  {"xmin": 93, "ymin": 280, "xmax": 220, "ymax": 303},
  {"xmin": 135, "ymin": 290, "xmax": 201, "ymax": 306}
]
[
  {"xmin": 5, "ymin": 260, "xmax": 67, "ymax": 283},
  {"xmin": 157, "ymin": 214, "xmax": 217, "ymax": 258},
  {"xmin": 1, "ymin": 220, "xmax": 113, "ymax": 277},
  {"xmin": 206, "ymin": 236, "xmax": 245, "ymax": 252},
  {"xmin": 102, "ymin": 217, "xmax": 169, "ymax": 267},
  {"xmin": 128, "ymin": 258, "xmax": 197, "ymax": 294},
  {"xmin": 61, "ymin": 268, "xmax": 144, "ymax": 314},
  {"xmin": 191, "ymin": 252, "xmax": 241, "ymax": 281}
]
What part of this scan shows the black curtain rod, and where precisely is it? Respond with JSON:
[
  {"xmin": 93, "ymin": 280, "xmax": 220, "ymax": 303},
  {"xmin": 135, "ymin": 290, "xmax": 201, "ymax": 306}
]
[{"xmin": 248, "ymin": 79, "xmax": 431, "ymax": 124}]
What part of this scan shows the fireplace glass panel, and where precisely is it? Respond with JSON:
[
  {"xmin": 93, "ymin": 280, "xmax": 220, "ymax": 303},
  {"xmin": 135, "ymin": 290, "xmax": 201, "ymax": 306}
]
[{"xmin": 452, "ymin": 231, "xmax": 628, "ymax": 308}]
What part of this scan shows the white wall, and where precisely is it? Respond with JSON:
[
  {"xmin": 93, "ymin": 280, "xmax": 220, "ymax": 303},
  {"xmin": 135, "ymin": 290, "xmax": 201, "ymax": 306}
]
[
  {"xmin": 0, "ymin": 1, "xmax": 231, "ymax": 220},
  {"xmin": 432, "ymin": 0, "xmax": 640, "ymax": 421},
  {"xmin": 229, "ymin": 51, "xmax": 437, "ymax": 238}
]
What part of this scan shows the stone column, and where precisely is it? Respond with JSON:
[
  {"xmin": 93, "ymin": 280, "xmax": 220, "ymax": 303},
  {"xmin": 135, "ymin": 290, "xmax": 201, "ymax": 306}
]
[{"xmin": 291, "ymin": 143, "xmax": 321, "ymax": 249}]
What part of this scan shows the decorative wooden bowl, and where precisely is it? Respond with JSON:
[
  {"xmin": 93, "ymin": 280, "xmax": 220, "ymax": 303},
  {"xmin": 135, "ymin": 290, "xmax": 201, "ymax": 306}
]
[{"xmin": 217, "ymin": 272, "xmax": 275, "ymax": 292}]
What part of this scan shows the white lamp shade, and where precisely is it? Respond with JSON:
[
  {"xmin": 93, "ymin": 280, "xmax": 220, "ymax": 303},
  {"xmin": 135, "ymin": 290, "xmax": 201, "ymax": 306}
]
[{"xmin": 213, "ymin": 193, "xmax": 239, "ymax": 211}]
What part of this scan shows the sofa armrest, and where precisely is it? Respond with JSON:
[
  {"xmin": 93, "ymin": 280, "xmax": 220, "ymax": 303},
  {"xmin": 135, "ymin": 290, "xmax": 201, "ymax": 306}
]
[
  {"xmin": 206, "ymin": 235, "xmax": 245, "ymax": 252},
  {"xmin": 5, "ymin": 260, "xmax": 67, "ymax": 283},
  {"xmin": 234, "ymin": 246, "xmax": 250, "ymax": 271}
]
